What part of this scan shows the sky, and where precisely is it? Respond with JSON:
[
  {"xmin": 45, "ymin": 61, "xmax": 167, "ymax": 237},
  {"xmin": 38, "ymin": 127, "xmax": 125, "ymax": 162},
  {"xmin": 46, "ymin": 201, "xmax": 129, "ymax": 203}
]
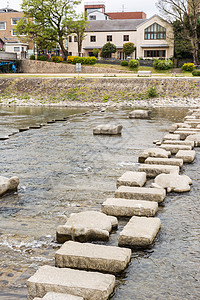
[{"xmin": 1, "ymin": 0, "xmax": 159, "ymax": 19}]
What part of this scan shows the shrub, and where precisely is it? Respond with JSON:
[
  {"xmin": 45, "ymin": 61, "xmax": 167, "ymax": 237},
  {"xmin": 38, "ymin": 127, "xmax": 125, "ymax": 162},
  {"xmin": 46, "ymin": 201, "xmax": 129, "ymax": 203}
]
[
  {"xmin": 192, "ymin": 70, "xmax": 200, "ymax": 76},
  {"xmin": 51, "ymin": 56, "xmax": 63, "ymax": 63},
  {"xmin": 67, "ymin": 56, "xmax": 97, "ymax": 65},
  {"xmin": 67, "ymin": 56, "xmax": 75, "ymax": 63},
  {"xmin": 129, "ymin": 59, "xmax": 139, "ymax": 69},
  {"xmin": 93, "ymin": 48, "xmax": 99, "ymax": 57},
  {"xmin": 182, "ymin": 63, "xmax": 196, "ymax": 72},
  {"xmin": 101, "ymin": 42, "xmax": 117, "ymax": 58},
  {"xmin": 147, "ymin": 86, "xmax": 158, "ymax": 98},
  {"xmin": 123, "ymin": 42, "xmax": 135, "ymax": 56},
  {"xmin": 37, "ymin": 55, "xmax": 47, "ymax": 61},
  {"xmin": 30, "ymin": 54, "xmax": 35, "ymax": 60},
  {"xmin": 153, "ymin": 59, "xmax": 173, "ymax": 70},
  {"xmin": 121, "ymin": 60, "xmax": 128, "ymax": 66}
]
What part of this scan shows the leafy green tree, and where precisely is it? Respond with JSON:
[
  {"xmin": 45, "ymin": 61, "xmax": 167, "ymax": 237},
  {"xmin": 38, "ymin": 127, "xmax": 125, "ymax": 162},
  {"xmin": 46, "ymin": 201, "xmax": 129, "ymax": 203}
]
[
  {"xmin": 92, "ymin": 48, "xmax": 99, "ymax": 57},
  {"xmin": 16, "ymin": 0, "xmax": 81, "ymax": 58},
  {"xmin": 173, "ymin": 20, "xmax": 193, "ymax": 59},
  {"xmin": 100, "ymin": 42, "xmax": 117, "ymax": 58},
  {"xmin": 123, "ymin": 42, "xmax": 135, "ymax": 57}
]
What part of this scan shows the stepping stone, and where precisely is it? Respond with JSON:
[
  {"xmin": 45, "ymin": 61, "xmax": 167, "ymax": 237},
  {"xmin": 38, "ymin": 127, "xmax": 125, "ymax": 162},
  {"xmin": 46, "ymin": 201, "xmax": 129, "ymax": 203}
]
[
  {"xmin": 19, "ymin": 127, "xmax": 29, "ymax": 132},
  {"xmin": 118, "ymin": 216, "xmax": 161, "ymax": 248},
  {"xmin": 102, "ymin": 198, "xmax": 158, "ymax": 217},
  {"xmin": 185, "ymin": 119, "xmax": 200, "ymax": 127},
  {"xmin": 144, "ymin": 157, "xmax": 183, "ymax": 167},
  {"xmin": 0, "ymin": 176, "xmax": 19, "ymax": 197},
  {"xmin": 29, "ymin": 125, "xmax": 41, "ymax": 129},
  {"xmin": 0, "ymin": 136, "xmax": 9, "ymax": 140},
  {"xmin": 93, "ymin": 124, "xmax": 122, "ymax": 135},
  {"xmin": 186, "ymin": 133, "xmax": 200, "ymax": 146},
  {"xmin": 129, "ymin": 109, "xmax": 151, "ymax": 119},
  {"xmin": 138, "ymin": 148, "xmax": 170, "ymax": 163},
  {"xmin": 34, "ymin": 292, "xmax": 83, "ymax": 300},
  {"xmin": 160, "ymin": 144, "xmax": 192, "ymax": 154},
  {"xmin": 138, "ymin": 164, "xmax": 179, "ymax": 178},
  {"xmin": 55, "ymin": 241, "xmax": 131, "ymax": 274},
  {"xmin": 175, "ymin": 130, "xmax": 200, "ymax": 140},
  {"xmin": 163, "ymin": 140, "xmax": 194, "ymax": 147},
  {"xmin": 152, "ymin": 173, "xmax": 192, "ymax": 193},
  {"xmin": 163, "ymin": 133, "xmax": 180, "ymax": 141},
  {"xmin": 116, "ymin": 171, "xmax": 146, "ymax": 188},
  {"xmin": 175, "ymin": 150, "xmax": 196, "ymax": 163},
  {"xmin": 115, "ymin": 186, "xmax": 166, "ymax": 203},
  {"xmin": 169, "ymin": 123, "xmax": 191, "ymax": 133},
  {"xmin": 47, "ymin": 120, "xmax": 56, "ymax": 124},
  {"xmin": 27, "ymin": 265, "xmax": 115, "ymax": 300},
  {"xmin": 56, "ymin": 211, "xmax": 118, "ymax": 244}
]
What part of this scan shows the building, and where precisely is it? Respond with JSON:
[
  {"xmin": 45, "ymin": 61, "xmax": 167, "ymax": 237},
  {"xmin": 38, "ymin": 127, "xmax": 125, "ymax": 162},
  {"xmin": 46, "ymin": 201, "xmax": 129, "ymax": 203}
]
[
  {"xmin": 107, "ymin": 12, "xmax": 146, "ymax": 20},
  {"xmin": 67, "ymin": 15, "xmax": 174, "ymax": 59}
]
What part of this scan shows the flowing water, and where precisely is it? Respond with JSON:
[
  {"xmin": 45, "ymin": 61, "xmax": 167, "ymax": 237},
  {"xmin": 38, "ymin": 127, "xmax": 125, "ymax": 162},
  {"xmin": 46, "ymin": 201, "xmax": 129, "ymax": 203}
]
[{"xmin": 0, "ymin": 106, "xmax": 199, "ymax": 300}]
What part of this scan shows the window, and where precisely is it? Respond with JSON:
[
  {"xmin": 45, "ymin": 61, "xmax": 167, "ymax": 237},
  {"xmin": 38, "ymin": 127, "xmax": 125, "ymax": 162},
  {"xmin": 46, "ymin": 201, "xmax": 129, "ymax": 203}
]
[
  {"xmin": 89, "ymin": 15, "xmax": 96, "ymax": 20},
  {"xmin": 107, "ymin": 35, "xmax": 112, "ymax": 42},
  {"xmin": 74, "ymin": 36, "xmax": 77, "ymax": 42},
  {"xmin": 123, "ymin": 35, "xmax": 129, "ymax": 42},
  {"xmin": 0, "ymin": 21, "xmax": 6, "ymax": 30},
  {"xmin": 14, "ymin": 47, "xmax": 20, "ymax": 52},
  {"xmin": 11, "ymin": 18, "xmax": 21, "ymax": 25},
  {"xmin": 144, "ymin": 50, "xmax": 166, "ymax": 58},
  {"xmin": 90, "ymin": 36, "xmax": 96, "ymax": 42},
  {"xmin": 144, "ymin": 23, "xmax": 166, "ymax": 40},
  {"xmin": 11, "ymin": 29, "xmax": 17, "ymax": 36},
  {"xmin": 69, "ymin": 36, "xmax": 72, "ymax": 42}
]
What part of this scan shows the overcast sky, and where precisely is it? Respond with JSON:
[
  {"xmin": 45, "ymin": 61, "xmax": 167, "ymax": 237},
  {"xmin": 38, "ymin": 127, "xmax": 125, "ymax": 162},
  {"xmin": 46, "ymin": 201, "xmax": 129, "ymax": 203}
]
[{"xmin": 1, "ymin": 0, "xmax": 159, "ymax": 19}]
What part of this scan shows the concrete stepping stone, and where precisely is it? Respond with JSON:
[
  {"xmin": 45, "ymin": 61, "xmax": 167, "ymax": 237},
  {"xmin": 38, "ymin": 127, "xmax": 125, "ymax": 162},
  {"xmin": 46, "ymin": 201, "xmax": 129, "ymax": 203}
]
[
  {"xmin": 185, "ymin": 119, "xmax": 200, "ymax": 127},
  {"xmin": 144, "ymin": 157, "xmax": 183, "ymax": 167},
  {"xmin": 56, "ymin": 211, "xmax": 118, "ymax": 243},
  {"xmin": 138, "ymin": 147, "xmax": 170, "ymax": 163},
  {"xmin": 169, "ymin": 123, "xmax": 191, "ymax": 133},
  {"xmin": 34, "ymin": 292, "xmax": 83, "ymax": 300},
  {"xmin": 186, "ymin": 133, "xmax": 200, "ymax": 146},
  {"xmin": 163, "ymin": 133, "xmax": 180, "ymax": 141},
  {"xmin": 118, "ymin": 216, "xmax": 161, "ymax": 248},
  {"xmin": 47, "ymin": 120, "xmax": 56, "ymax": 124},
  {"xmin": 0, "ymin": 135, "xmax": 9, "ymax": 140},
  {"xmin": 55, "ymin": 241, "xmax": 131, "ymax": 274},
  {"xmin": 115, "ymin": 186, "xmax": 166, "ymax": 203},
  {"xmin": 93, "ymin": 124, "xmax": 122, "ymax": 135},
  {"xmin": 163, "ymin": 140, "xmax": 194, "ymax": 147},
  {"xmin": 160, "ymin": 144, "xmax": 192, "ymax": 154},
  {"xmin": 0, "ymin": 176, "xmax": 19, "ymax": 197},
  {"xmin": 138, "ymin": 164, "xmax": 179, "ymax": 178},
  {"xmin": 102, "ymin": 198, "xmax": 158, "ymax": 217},
  {"xmin": 129, "ymin": 109, "xmax": 151, "ymax": 119},
  {"xmin": 117, "ymin": 171, "xmax": 146, "ymax": 188},
  {"xmin": 175, "ymin": 150, "xmax": 196, "ymax": 163},
  {"xmin": 152, "ymin": 173, "xmax": 192, "ymax": 193},
  {"xmin": 175, "ymin": 130, "xmax": 200, "ymax": 140},
  {"xmin": 27, "ymin": 265, "xmax": 115, "ymax": 300},
  {"xmin": 29, "ymin": 125, "xmax": 42, "ymax": 129},
  {"xmin": 19, "ymin": 127, "xmax": 29, "ymax": 132}
]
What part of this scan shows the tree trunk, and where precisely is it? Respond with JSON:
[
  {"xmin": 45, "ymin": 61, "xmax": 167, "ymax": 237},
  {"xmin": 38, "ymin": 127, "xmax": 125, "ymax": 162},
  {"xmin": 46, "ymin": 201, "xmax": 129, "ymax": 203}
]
[{"xmin": 59, "ymin": 38, "xmax": 68, "ymax": 59}]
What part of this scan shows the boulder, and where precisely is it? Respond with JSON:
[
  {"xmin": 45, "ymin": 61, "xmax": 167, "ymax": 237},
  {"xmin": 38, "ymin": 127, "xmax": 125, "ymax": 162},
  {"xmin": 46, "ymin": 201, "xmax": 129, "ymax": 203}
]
[
  {"xmin": 175, "ymin": 150, "xmax": 196, "ymax": 163},
  {"xmin": 117, "ymin": 171, "xmax": 146, "ymax": 188},
  {"xmin": 163, "ymin": 140, "xmax": 194, "ymax": 147},
  {"xmin": 93, "ymin": 124, "xmax": 122, "ymax": 135},
  {"xmin": 168, "ymin": 123, "xmax": 191, "ymax": 133},
  {"xmin": 129, "ymin": 110, "xmax": 151, "ymax": 119},
  {"xmin": 152, "ymin": 173, "xmax": 192, "ymax": 193},
  {"xmin": 138, "ymin": 147, "xmax": 170, "ymax": 163},
  {"xmin": 162, "ymin": 134, "xmax": 180, "ymax": 141},
  {"xmin": 118, "ymin": 216, "xmax": 161, "ymax": 248},
  {"xmin": 138, "ymin": 164, "xmax": 179, "ymax": 178},
  {"xmin": 56, "ymin": 211, "xmax": 118, "ymax": 243},
  {"xmin": 160, "ymin": 144, "xmax": 192, "ymax": 154},
  {"xmin": 0, "ymin": 176, "xmax": 19, "ymax": 196},
  {"xmin": 144, "ymin": 157, "xmax": 183, "ymax": 167},
  {"xmin": 186, "ymin": 133, "xmax": 200, "ymax": 146},
  {"xmin": 27, "ymin": 265, "xmax": 115, "ymax": 300},
  {"xmin": 102, "ymin": 198, "xmax": 158, "ymax": 217},
  {"xmin": 55, "ymin": 241, "xmax": 131, "ymax": 274},
  {"xmin": 34, "ymin": 292, "xmax": 83, "ymax": 300}
]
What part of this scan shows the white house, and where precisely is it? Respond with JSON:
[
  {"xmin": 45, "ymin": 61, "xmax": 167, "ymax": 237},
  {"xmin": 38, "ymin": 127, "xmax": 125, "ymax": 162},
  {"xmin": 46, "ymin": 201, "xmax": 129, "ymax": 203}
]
[
  {"xmin": 67, "ymin": 15, "xmax": 174, "ymax": 59},
  {"xmin": 5, "ymin": 41, "xmax": 28, "ymax": 59},
  {"xmin": 87, "ymin": 10, "xmax": 110, "ymax": 20}
]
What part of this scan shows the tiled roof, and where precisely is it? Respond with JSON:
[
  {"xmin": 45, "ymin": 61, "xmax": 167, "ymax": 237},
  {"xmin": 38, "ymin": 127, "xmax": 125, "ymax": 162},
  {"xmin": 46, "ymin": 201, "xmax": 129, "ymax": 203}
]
[
  {"xmin": 86, "ymin": 19, "xmax": 146, "ymax": 32},
  {"xmin": 107, "ymin": 12, "xmax": 146, "ymax": 20}
]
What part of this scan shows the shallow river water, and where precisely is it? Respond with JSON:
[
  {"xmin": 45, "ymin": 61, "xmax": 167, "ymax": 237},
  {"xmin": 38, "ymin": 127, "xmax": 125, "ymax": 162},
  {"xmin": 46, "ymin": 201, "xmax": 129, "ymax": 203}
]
[{"xmin": 0, "ymin": 106, "xmax": 199, "ymax": 300}]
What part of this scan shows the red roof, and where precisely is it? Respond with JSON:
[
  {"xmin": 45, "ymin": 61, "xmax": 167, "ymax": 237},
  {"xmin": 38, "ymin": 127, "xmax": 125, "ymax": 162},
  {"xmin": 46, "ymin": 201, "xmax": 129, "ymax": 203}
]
[{"xmin": 107, "ymin": 12, "xmax": 146, "ymax": 20}]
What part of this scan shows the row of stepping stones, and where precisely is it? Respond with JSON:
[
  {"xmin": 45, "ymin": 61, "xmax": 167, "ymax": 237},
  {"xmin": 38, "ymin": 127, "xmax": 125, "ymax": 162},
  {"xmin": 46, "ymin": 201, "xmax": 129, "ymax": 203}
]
[{"xmin": 27, "ymin": 109, "xmax": 199, "ymax": 299}]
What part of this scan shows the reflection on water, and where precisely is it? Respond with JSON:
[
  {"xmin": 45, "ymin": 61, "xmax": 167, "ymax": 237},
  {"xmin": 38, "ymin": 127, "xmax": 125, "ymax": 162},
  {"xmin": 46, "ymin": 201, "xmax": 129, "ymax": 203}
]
[{"xmin": 0, "ymin": 106, "xmax": 199, "ymax": 299}]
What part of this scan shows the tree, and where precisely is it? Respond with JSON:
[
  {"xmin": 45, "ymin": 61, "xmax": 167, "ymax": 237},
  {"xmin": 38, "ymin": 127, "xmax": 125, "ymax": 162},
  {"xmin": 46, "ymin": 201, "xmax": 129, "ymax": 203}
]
[
  {"xmin": 16, "ymin": 0, "xmax": 81, "ymax": 58},
  {"xmin": 100, "ymin": 42, "xmax": 117, "ymax": 58},
  {"xmin": 123, "ymin": 42, "xmax": 135, "ymax": 57},
  {"xmin": 92, "ymin": 48, "xmax": 99, "ymax": 57},
  {"xmin": 156, "ymin": 0, "xmax": 200, "ymax": 64},
  {"xmin": 173, "ymin": 20, "xmax": 193, "ymax": 59}
]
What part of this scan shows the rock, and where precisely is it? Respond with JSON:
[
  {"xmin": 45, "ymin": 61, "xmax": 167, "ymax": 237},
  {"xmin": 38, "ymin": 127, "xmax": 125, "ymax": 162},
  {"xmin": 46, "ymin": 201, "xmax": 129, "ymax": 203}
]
[
  {"xmin": 160, "ymin": 144, "xmax": 192, "ymax": 154},
  {"xmin": 138, "ymin": 164, "xmax": 179, "ymax": 178},
  {"xmin": 138, "ymin": 148, "xmax": 170, "ymax": 163},
  {"xmin": 115, "ymin": 186, "xmax": 166, "ymax": 203},
  {"xmin": 0, "ymin": 136, "xmax": 9, "ymax": 140},
  {"xmin": 185, "ymin": 119, "xmax": 200, "ymax": 127},
  {"xmin": 129, "ymin": 109, "xmax": 151, "ymax": 119},
  {"xmin": 186, "ymin": 133, "xmax": 200, "ymax": 146},
  {"xmin": 118, "ymin": 216, "xmax": 161, "ymax": 248},
  {"xmin": 27, "ymin": 265, "xmax": 115, "ymax": 300},
  {"xmin": 175, "ymin": 129, "xmax": 200, "ymax": 140},
  {"xmin": 163, "ymin": 140, "xmax": 194, "ymax": 147},
  {"xmin": 29, "ymin": 125, "xmax": 41, "ymax": 129},
  {"xmin": 152, "ymin": 173, "xmax": 192, "ymax": 193},
  {"xmin": 156, "ymin": 142, "xmax": 161, "ymax": 146},
  {"xmin": 55, "ymin": 241, "xmax": 131, "ymax": 274},
  {"xmin": 56, "ymin": 211, "xmax": 118, "ymax": 243},
  {"xmin": 175, "ymin": 150, "xmax": 196, "ymax": 163},
  {"xmin": 117, "ymin": 171, "xmax": 146, "ymax": 188},
  {"xmin": 34, "ymin": 292, "xmax": 83, "ymax": 300},
  {"xmin": 93, "ymin": 124, "xmax": 122, "ymax": 135},
  {"xmin": 102, "ymin": 198, "xmax": 158, "ymax": 217},
  {"xmin": 162, "ymin": 134, "xmax": 180, "ymax": 141},
  {"xmin": 144, "ymin": 157, "xmax": 183, "ymax": 167},
  {"xmin": 0, "ymin": 176, "xmax": 19, "ymax": 196},
  {"xmin": 19, "ymin": 127, "xmax": 29, "ymax": 132},
  {"xmin": 153, "ymin": 140, "xmax": 160, "ymax": 144}
]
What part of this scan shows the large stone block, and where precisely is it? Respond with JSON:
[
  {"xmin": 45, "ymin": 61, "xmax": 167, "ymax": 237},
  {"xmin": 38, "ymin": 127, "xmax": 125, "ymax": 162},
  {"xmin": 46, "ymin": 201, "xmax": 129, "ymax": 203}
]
[
  {"xmin": 0, "ymin": 176, "xmax": 19, "ymax": 197},
  {"xmin": 118, "ymin": 216, "xmax": 161, "ymax": 247},
  {"xmin": 102, "ymin": 198, "xmax": 158, "ymax": 217},
  {"xmin": 152, "ymin": 173, "xmax": 192, "ymax": 193},
  {"xmin": 55, "ymin": 241, "xmax": 131, "ymax": 274},
  {"xmin": 160, "ymin": 144, "xmax": 192, "ymax": 154},
  {"xmin": 117, "ymin": 171, "xmax": 146, "ymax": 188},
  {"xmin": 56, "ymin": 211, "xmax": 118, "ymax": 244},
  {"xmin": 115, "ymin": 186, "xmax": 166, "ymax": 203},
  {"xmin": 163, "ymin": 140, "xmax": 194, "ymax": 147},
  {"xmin": 129, "ymin": 109, "xmax": 151, "ymax": 119},
  {"xmin": 27, "ymin": 265, "xmax": 115, "ymax": 300},
  {"xmin": 138, "ymin": 148, "xmax": 170, "ymax": 163},
  {"xmin": 138, "ymin": 164, "xmax": 179, "ymax": 178},
  {"xmin": 34, "ymin": 292, "xmax": 83, "ymax": 300},
  {"xmin": 144, "ymin": 157, "xmax": 183, "ymax": 167},
  {"xmin": 93, "ymin": 124, "xmax": 122, "ymax": 135},
  {"xmin": 175, "ymin": 150, "xmax": 196, "ymax": 163},
  {"xmin": 186, "ymin": 133, "xmax": 200, "ymax": 146},
  {"xmin": 162, "ymin": 133, "xmax": 180, "ymax": 141},
  {"xmin": 175, "ymin": 130, "xmax": 200, "ymax": 140}
]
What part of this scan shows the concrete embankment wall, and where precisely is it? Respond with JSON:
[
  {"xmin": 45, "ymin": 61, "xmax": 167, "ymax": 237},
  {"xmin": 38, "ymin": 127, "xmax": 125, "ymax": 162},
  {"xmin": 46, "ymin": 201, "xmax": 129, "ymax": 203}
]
[{"xmin": 0, "ymin": 77, "xmax": 200, "ymax": 103}]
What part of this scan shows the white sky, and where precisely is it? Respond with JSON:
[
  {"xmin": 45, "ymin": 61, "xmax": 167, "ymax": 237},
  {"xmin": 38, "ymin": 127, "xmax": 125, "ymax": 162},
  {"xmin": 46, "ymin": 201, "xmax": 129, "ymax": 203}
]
[{"xmin": 1, "ymin": 0, "xmax": 159, "ymax": 19}]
